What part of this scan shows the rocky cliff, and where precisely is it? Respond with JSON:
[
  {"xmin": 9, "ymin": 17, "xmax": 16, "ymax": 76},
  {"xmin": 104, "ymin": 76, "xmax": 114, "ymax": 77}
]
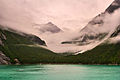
[{"xmin": 0, "ymin": 51, "xmax": 11, "ymax": 65}]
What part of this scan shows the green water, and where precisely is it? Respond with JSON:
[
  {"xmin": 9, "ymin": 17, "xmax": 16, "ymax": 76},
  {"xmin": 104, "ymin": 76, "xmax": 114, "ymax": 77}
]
[{"xmin": 0, "ymin": 64, "xmax": 120, "ymax": 80}]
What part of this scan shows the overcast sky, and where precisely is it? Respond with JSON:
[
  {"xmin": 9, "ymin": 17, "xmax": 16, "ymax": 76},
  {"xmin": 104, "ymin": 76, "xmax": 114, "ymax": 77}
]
[
  {"xmin": 0, "ymin": 0, "xmax": 116, "ymax": 52},
  {"xmin": 0, "ymin": 0, "xmax": 114, "ymax": 32},
  {"xmin": 26, "ymin": 0, "xmax": 114, "ymax": 30}
]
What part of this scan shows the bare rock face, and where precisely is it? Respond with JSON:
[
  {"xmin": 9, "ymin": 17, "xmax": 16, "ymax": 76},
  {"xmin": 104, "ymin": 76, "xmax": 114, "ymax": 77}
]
[
  {"xmin": 62, "ymin": 0, "xmax": 120, "ymax": 46},
  {"xmin": 106, "ymin": 0, "xmax": 120, "ymax": 14},
  {"xmin": 0, "ymin": 51, "xmax": 11, "ymax": 65},
  {"xmin": 0, "ymin": 32, "xmax": 6, "ymax": 40},
  {"xmin": 26, "ymin": 35, "xmax": 46, "ymax": 46},
  {"xmin": 0, "ymin": 32, "xmax": 6, "ymax": 46},
  {"xmin": 0, "ymin": 39, "xmax": 3, "ymax": 45},
  {"xmin": 14, "ymin": 58, "xmax": 20, "ymax": 65},
  {"xmin": 34, "ymin": 22, "xmax": 62, "ymax": 34},
  {"xmin": 110, "ymin": 25, "xmax": 120, "ymax": 37}
]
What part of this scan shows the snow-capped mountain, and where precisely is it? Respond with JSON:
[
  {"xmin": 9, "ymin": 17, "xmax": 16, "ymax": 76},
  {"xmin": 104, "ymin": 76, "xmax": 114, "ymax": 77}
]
[
  {"xmin": 33, "ymin": 22, "xmax": 62, "ymax": 34},
  {"xmin": 62, "ymin": 0, "xmax": 120, "ymax": 46}
]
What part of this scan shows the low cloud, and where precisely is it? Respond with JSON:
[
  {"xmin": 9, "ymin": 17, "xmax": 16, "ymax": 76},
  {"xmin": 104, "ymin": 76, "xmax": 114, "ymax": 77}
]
[{"xmin": 0, "ymin": 0, "xmax": 117, "ymax": 53}]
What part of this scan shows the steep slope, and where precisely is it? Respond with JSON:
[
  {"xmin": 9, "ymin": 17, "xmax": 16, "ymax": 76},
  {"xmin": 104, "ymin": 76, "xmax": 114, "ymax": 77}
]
[
  {"xmin": 72, "ymin": 25, "xmax": 120, "ymax": 64},
  {"xmin": 110, "ymin": 25, "xmax": 120, "ymax": 37},
  {"xmin": 34, "ymin": 22, "xmax": 62, "ymax": 34},
  {"xmin": 68, "ymin": 43, "xmax": 120, "ymax": 64},
  {"xmin": 63, "ymin": 27, "xmax": 120, "ymax": 64},
  {"xmin": 0, "ymin": 25, "xmax": 46, "ymax": 46},
  {"xmin": 0, "ymin": 51, "xmax": 11, "ymax": 64},
  {"xmin": 1, "ymin": 24, "xmax": 120, "ymax": 65},
  {"xmin": 62, "ymin": 0, "xmax": 120, "ymax": 46},
  {"xmin": 66, "ymin": 18, "xmax": 120, "ymax": 64},
  {"xmin": 106, "ymin": 0, "xmax": 120, "ymax": 13},
  {"xmin": 0, "ymin": 25, "xmax": 65, "ymax": 64}
]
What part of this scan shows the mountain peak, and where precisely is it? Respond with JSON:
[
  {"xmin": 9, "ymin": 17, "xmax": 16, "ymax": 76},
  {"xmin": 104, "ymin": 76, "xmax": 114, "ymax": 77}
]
[
  {"xmin": 47, "ymin": 22, "xmax": 53, "ymax": 25},
  {"xmin": 46, "ymin": 22, "xmax": 56, "ymax": 26},
  {"xmin": 105, "ymin": 0, "xmax": 120, "ymax": 13},
  {"xmin": 34, "ymin": 22, "xmax": 62, "ymax": 33},
  {"xmin": 62, "ymin": 0, "xmax": 120, "ymax": 46},
  {"xmin": 115, "ymin": 0, "xmax": 120, "ymax": 1}
]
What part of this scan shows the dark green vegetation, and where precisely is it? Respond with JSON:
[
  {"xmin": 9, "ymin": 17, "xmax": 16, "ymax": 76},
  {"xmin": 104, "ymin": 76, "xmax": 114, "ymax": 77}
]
[
  {"xmin": 0, "ymin": 26, "xmax": 64, "ymax": 64},
  {"xmin": 52, "ymin": 43, "xmax": 120, "ymax": 64},
  {"xmin": 70, "ymin": 43, "xmax": 120, "ymax": 64},
  {"xmin": 0, "ymin": 26, "xmax": 120, "ymax": 65}
]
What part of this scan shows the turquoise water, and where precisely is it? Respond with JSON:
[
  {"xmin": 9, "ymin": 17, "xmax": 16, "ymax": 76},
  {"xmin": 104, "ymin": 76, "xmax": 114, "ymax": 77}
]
[{"xmin": 0, "ymin": 64, "xmax": 120, "ymax": 80}]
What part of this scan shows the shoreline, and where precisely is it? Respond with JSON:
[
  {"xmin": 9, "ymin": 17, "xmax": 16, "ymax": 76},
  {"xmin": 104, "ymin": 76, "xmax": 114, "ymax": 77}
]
[{"xmin": 3, "ymin": 63, "xmax": 120, "ymax": 66}]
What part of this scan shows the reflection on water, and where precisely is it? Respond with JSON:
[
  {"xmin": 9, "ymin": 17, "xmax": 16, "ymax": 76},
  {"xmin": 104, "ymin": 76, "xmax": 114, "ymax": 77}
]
[{"xmin": 0, "ymin": 64, "xmax": 120, "ymax": 80}]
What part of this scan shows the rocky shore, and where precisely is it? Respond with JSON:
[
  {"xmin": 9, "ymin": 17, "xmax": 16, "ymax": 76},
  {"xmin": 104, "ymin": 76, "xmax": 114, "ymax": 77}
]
[{"xmin": 0, "ymin": 51, "xmax": 11, "ymax": 65}]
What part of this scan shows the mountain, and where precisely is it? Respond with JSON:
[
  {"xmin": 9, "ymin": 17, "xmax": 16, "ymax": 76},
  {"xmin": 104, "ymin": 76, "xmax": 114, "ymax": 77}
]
[
  {"xmin": 66, "ymin": 42, "xmax": 120, "ymax": 64},
  {"xmin": 62, "ymin": 0, "xmax": 120, "ymax": 46},
  {"xmin": 0, "ymin": 25, "xmax": 63, "ymax": 64},
  {"xmin": 72, "ymin": 26, "xmax": 120, "ymax": 64},
  {"xmin": 1, "ymin": 0, "xmax": 120, "ymax": 65},
  {"xmin": 106, "ymin": 0, "xmax": 120, "ymax": 13},
  {"xmin": 0, "ymin": 26, "xmax": 46, "ymax": 46},
  {"xmin": 62, "ymin": 25, "xmax": 120, "ymax": 64},
  {"xmin": 110, "ymin": 25, "xmax": 120, "ymax": 37},
  {"xmin": 0, "ymin": 25, "xmax": 83, "ymax": 65},
  {"xmin": 65, "ymin": 0, "xmax": 120, "ymax": 64},
  {"xmin": 34, "ymin": 22, "xmax": 62, "ymax": 34},
  {"xmin": 1, "ymin": 23, "xmax": 120, "ymax": 65}
]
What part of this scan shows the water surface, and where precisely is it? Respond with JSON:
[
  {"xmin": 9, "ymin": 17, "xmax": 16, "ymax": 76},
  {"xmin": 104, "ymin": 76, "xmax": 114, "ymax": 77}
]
[{"xmin": 0, "ymin": 64, "xmax": 120, "ymax": 80}]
